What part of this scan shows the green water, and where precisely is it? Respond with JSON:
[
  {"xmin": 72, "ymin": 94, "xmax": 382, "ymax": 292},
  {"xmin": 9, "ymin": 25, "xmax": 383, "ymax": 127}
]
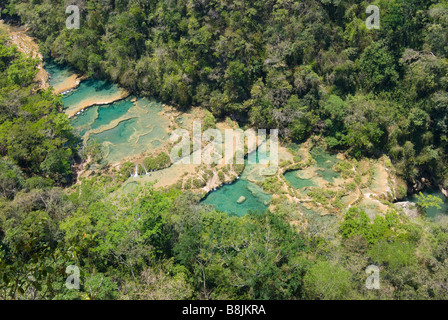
[
  {"xmin": 62, "ymin": 79, "xmax": 122, "ymax": 112},
  {"xmin": 284, "ymin": 147, "xmax": 340, "ymax": 189},
  {"xmin": 47, "ymin": 61, "xmax": 270, "ymax": 216},
  {"xmin": 45, "ymin": 61, "xmax": 77, "ymax": 90},
  {"xmin": 242, "ymin": 149, "xmax": 272, "ymax": 181},
  {"xmin": 70, "ymin": 99, "xmax": 132, "ymax": 135},
  {"xmin": 91, "ymin": 100, "xmax": 134, "ymax": 130},
  {"xmin": 406, "ymin": 189, "xmax": 448, "ymax": 218},
  {"xmin": 202, "ymin": 179, "xmax": 271, "ymax": 217},
  {"xmin": 70, "ymin": 99, "xmax": 134, "ymax": 135},
  {"xmin": 45, "ymin": 62, "xmax": 340, "ymax": 218},
  {"xmin": 311, "ymin": 147, "xmax": 340, "ymax": 182},
  {"xmin": 46, "ymin": 61, "xmax": 170, "ymax": 164},
  {"xmin": 284, "ymin": 170, "xmax": 315, "ymax": 189},
  {"xmin": 70, "ymin": 105, "xmax": 99, "ymax": 136},
  {"xmin": 202, "ymin": 151, "xmax": 272, "ymax": 217},
  {"xmin": 74, "ymin": 98, "xmax": 170, "ymax": 163},
  {"xmin": 70, "ymin": 99, "xmax": 136, "ymax": 130},
  {"xmin": 93, "ymin": 118, "xmax": 139, "ymax": 145}
]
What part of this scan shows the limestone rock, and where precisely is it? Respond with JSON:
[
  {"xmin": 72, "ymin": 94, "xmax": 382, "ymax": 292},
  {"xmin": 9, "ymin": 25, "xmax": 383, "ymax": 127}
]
[
  {"xmin": 394, "ymin": 201, "xmax": 419, "ymax": 219},
  {"xmin": 440, "ymin": 186, "xmax": 448, "ymax": 198},
  {"xmin": 237, "ymin": 196, "xmax": 246, "ymax": 204}
]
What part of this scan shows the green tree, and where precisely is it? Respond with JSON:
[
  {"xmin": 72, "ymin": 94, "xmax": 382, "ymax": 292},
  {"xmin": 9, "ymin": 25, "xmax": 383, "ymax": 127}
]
[
  {"xmin": 359, "ymin": 41, "xmax": 398, "ymax": 91},
  {"xmin": 303, "ymin": 261, "xmax": 354, "ymax": 300},
  {"xmin": 0, "ymin": 158, "xmax": 24, "ymax": 199},
  {"xmin": 416, "ymin": 192, "xmax": 443, "ymax": 211}
]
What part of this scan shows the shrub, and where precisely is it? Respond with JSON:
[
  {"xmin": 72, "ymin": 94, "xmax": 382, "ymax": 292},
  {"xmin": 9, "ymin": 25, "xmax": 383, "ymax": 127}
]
[
  {"xmin": 193, "ymin": 178, "xmax": 206, "ymax": 188},
  {"xmin": 144, "ymin": 152, "xmax": 172, "ymax": 172},
  {"xmin": 334, "ymin": 161, "xmax": 354, "ymax": 178},
  {"xmin": 120, "ymin": 162, "xmax": 135, "ymax": 177},
  {"xmin": 0, "ymin": 159, "xmax": 25, "ymax": 199}
]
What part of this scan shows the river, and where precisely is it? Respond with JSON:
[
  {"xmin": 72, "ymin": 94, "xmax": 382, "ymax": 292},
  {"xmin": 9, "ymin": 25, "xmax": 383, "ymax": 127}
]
[{"xmin": 45, "ymin": 60, "xmax": 448, "ymax": 219}]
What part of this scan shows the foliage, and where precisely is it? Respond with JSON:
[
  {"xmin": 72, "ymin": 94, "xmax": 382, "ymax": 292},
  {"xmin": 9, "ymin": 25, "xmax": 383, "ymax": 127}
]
[
  {"xmin": 0, "ymin": 31, "xmax": 77, "ymax": 187},
  {"xmin": 143, "ymin": 152, "xmax": 172, "ymax": 172},
  {"xmin": 416, "ymin": 192, "xmax": 444, "ymax": 211},
  {"xmin": 303, "ymin": 261, "xmax": 354, "ymax": 300},
  {"xmin": 5, "ymin": 0, "xmax": 448, "ymax": 183},
  {"xmin": 0, "ymin": 158, "xmax": 24, "ymax": 199},
  {"xmin": 2, "ymin": 0, "xmax": 448, "ymax": 301},
  {"xmin": 340, "ymin": 208, "xmax": 408, "ymax": 245}
]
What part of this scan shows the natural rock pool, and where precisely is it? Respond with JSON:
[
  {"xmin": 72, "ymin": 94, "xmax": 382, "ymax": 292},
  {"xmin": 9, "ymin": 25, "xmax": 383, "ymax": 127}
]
[
  {"xmin": 405, "ymin": 188, "xmax": 448, "ymax": 219},
  {"xmin": 46, "ymin": 61, "xmax": 78, "ymax": 92},
  {"xmin": 201, "ymin": 151, "xmax": 273, "ymax": 217},
  {"xmin": 45, "ymin": 61, "xmax": 448, "ymax": 219},
  {"xmin": 283, "ymin": 147, "xmax": 340, "ymax": 190},
  {"xmin": 46, "ymin": 61, "xmax": 171, "ymax": 164}
]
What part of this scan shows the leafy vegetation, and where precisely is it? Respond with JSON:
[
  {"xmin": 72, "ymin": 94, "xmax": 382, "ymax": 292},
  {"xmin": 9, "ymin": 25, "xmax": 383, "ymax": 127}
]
[
  {"xmin": 4, "ymin": 0, "xmax": 448, "ymax": 187},
  {"xmin": 1, "ymin": 0, "xmax": 448, "ymax": 301},
  {"xmin": 143, "ymin": 152, "xmax": 172, "ymax": 172},
  {"xmin": 0, "ymin": 30, "xmax": 78, "ymax": 189},
  {"xmin": 1, "ymin": 170, "xmax": 448, "ymax": 300},
  {"xmin": 416, "ymin": 192, "xmax": 444, "ymax": 211}
]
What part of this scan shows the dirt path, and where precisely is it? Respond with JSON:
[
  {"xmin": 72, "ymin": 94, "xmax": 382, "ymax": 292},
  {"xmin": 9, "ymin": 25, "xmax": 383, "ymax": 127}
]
[
  {"xmin": 0, "ymin": 21, "xmax": 49, "ymax": 90},
  {"xmin": 370, "ymin": 159, "xmax": 391, "ymax": 197}
]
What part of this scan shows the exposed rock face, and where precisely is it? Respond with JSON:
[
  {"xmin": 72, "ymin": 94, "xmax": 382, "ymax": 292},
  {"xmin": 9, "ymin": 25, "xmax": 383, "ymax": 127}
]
[
  {"xmin": 394, "ymin": 201, "xmax": 419, "ymax": 219},
  {"xmin": 237, "ymin": 196, "xmax": 246, "ymax": 204},
  {"xmin": 412, "ymin": 180, "xmax": 423, "ymax": 193},
  {"xmin": 440, "ymin": 185, "xmax": 448, "ymax": 198}
]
